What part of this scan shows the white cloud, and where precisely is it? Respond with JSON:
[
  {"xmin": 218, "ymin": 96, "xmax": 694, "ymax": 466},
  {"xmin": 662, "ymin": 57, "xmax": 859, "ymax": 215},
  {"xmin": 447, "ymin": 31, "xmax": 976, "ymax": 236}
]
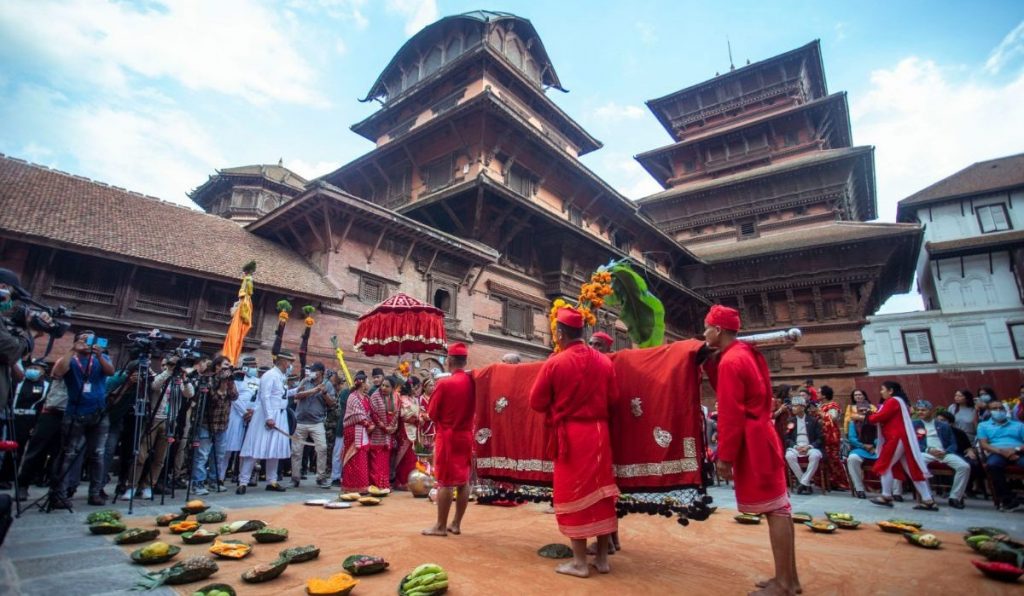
[
  {"xmin": 852, "ymin": 57, "xmax": 1024, "ymax": 223},
  {"xmin": 593, "ymin": 152, "xmax": 663, "ymax": 200},
  {"xmin": 0, "ymin": 0, "xmax": 328, "ymax": 106},
  {"xmin": 287, "ymin": 158, "xmax": 340, "ymax": 181},
  {"xmin": 635, "ymin": 21, "xmax": 658, "ymax": 45},
  {"xmin": 386, "ymin": 0, "xmax": 438, "ymax": 36},
  {"xmin": 591, "ymin": 102, "xmax": 646, "ymax": 122},
  {"xmin": 834, "ymin": 22, "xmax": 848, "ymax": 42},
  {"xmin": 985, "ymin": 20, "xmax": 1024, "ymax": 74},
  {"xmin": 287, "ymin": 0, "xmax": 369, "ymax": 29}
]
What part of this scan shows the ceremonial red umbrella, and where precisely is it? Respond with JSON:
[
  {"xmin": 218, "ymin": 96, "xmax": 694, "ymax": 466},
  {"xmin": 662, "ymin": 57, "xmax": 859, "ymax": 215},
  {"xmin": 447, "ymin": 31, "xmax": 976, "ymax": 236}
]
[{"xmin": 353, "ymin": 292, "xmax": 447, "ymax": 357}]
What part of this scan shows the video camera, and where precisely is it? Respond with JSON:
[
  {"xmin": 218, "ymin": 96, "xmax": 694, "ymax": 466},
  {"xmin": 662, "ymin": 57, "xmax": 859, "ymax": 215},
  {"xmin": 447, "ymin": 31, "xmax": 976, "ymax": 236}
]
[
  {"xmin": 126, "ymin": 329, "xmax": 173, "ymax": 358},
  {"xmin": 4, "ymin": 295, "xmax": 72, "ymax": 339},
  {"xmin": 173, "ymin": 338, "xmax": 203, "ymax": 366}
]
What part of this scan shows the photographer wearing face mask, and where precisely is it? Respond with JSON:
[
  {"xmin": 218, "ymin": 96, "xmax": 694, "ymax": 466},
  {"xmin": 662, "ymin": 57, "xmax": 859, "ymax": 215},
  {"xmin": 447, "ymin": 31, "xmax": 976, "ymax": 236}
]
[
  {"xmin": 0, "ymin": 270, "xmax": 35, "ymax": 425},
  {"xmin": 189, "ymin": 356, "xmax": 238, "ymax": 495},
  {"xmin": 225, "ymin": 355, "xmax": 259, "ymax": 482},
  {"xmin": 1, "ymin": 360, "xmax": 49, "ymax": 491},
  {"xmin": 977, "ymin": 398, "xmax": 1024, "ymax": 512}
]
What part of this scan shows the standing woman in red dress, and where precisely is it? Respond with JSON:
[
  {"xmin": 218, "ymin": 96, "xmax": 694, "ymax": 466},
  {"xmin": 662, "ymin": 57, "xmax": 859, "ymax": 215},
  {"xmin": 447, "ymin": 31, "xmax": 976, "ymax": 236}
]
[
  {"xmin": 392, "ymin": 378, "xmax": 420, "ymax": 490},
  {"xmin": 367, "ymin": 377, "xmax": 395, "ymax": 490},
  {"xmin": 862, "ymin": 381, "xmax": 938, "ymax": 510},
  {"xmin": 817, "ymin": 386, "xmax": 848, "ymax": 490}
]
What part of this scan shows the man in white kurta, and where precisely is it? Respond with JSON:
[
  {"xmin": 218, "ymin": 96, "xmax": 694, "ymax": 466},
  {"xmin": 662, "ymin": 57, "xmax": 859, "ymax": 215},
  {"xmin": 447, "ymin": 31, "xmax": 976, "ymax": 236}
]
[{"xmin": 237, "ymin": 351, "xmax": 297, "ymax": 493}]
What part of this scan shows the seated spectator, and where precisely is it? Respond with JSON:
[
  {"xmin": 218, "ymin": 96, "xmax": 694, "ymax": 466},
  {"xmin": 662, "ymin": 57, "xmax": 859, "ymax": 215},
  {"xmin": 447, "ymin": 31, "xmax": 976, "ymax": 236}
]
[
  {"xmin": 847, "ymin": 404, "xmax": 879, "ymax": 499},
  {"xmin": 977, "ymin": 387, "xmax": 998, "ymax": 423},
  {"xmin": 772, "ymin": 385, "xmax": 792, "ymax": 445},
  {"xmin": 912, "ymin": 400, "xmax": 970, "ymax": 509},
  {"xmin": 948, "ymin": 389, "xmax": 978, "ymax": 444},
  {"xmin": 843, "ymin": 388, "xmax": 876, "ymax": 435},
  {"xmin": 784, "ymin": 396, "xmax": 823, "ymax": 494},
  {"xmin": 937, "ymin": 410, "xmax": 987, "ymax": 500},
  {"xmin": 977, "ymin": 398, "xmax": 1024, "ymax": 511}
]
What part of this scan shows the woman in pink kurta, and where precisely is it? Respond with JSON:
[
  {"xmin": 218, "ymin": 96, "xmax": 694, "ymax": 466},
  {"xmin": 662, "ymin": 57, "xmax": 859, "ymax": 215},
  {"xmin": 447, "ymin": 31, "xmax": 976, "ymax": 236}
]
[
  {"xmin": 341, "ymin": 379, "xmax": 373, "ymax": 493},
  {"xmin": 367, "ymin": 378, "xmax": 394, "ymax": 489}
]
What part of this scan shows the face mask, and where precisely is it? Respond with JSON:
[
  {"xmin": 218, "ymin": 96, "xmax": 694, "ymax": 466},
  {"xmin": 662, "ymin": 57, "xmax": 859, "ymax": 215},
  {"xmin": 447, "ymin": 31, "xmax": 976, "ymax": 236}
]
[
  {"xmin": 246, "ymin": 368, "xmax": 258, "ymax": 378},
  {"xmin": 980, "ymin": 394, "xmax": 992, "ymax": 403},
  {"xmin": 991, "ymin": 410, "xmax": 1008, "ymax": 423},
  {"xmin": 25, "ymin": 369, "xmax": 42, "ymax": 382},
  {"xmin": 286, "ymin": 364, "xmax": 294, "ymax": 376}
]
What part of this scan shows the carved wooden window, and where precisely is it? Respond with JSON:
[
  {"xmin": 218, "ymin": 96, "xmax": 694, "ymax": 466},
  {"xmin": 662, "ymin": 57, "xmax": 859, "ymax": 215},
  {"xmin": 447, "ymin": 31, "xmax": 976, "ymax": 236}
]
[
  {"xmin": 359, "ymin": 276, "xmax": 386, "ymax": 303},
  {"xmin": 423, "ymin": 154, "xmax": 454, "ymax": 191},
  {"xmin": 423, "ymin": 45, "xmax": 443, "ymax": 77},
  {"xmin": 901, "ymin": 329, "xmax": 937, "ymax": 364},
  {"xmin": 505, "ymin": 163, "xmax": 535, "ymax": 197},
  {"xmin": 133, "ymin": 270, "xmax": 191, "ymax": 318},
  {"xmin": 1008, "ymin": 323, "xmax": 1024, "ymax": 360},
  {"xmin": 746, "ymin": 300, "xmax": 765, "ymax": 327},
  {"xmin": 445, "ymin": 36, "xmax": 462, "ymax": 61},
  {"xmin": 505, "ymin": 234, "xmax": 532, "ymax": 269},
  {"xmin": 403, "ymin": 63, "xmax": 420, "ymax": 89},
  {"xmin": 738, "ymin": 219, "xmax": 758, "ymax": 239},
  {"xmin": 784, "ymin": 130, "xmax": 799, "ymax": 147},
  {"xmin": 822, "ymin": 299, "xmax": 846, "ymax": 319},
  {"xmin": 203, "ymin": 285, "xmax": 236, "ymax": 325},
  {"xmin": 385, "ymin": 162, "xmax": 413, "ymax": 205},
  {"xmin": 568, "ymin": 207, "xmax": 583, "ymax": 227},
  {"xmin": 502, "ymin": 299, "xmax": 533, "ymax": 338},
  {"xmin": 612, "ymin": 230, "xmax": 632, "ymax": 254},
  {"xmin": 811, "ymin": 348, "xmax": 846, "ymax": 368},
  {"xmin": 387, "ymin": 117, "xmax": 415, "ymax": 140},
  {"xmin": 47, "ymin": 252, "xmax": 118, "ymax": 305},
  {"xmin": 681, "ymin": 159, "xmax": 696, "ymax": 173},
  {"xmin": 976, "ymin": 203, "xmax": 1011, "ymax": 233},
  {"xmin": 433, "ymin": 287, "xmax": 453, "ymax": 316},
  {"xmin": 764, "ymin": 349, "xmax": 784, "ymax": 373},
  {"xmin": 707, "ymin": 144, "xmax": 725, "ymax": 162},
  {"xmin": 430, "ymin": 88, "xmax": 465, "ymax": 115}
]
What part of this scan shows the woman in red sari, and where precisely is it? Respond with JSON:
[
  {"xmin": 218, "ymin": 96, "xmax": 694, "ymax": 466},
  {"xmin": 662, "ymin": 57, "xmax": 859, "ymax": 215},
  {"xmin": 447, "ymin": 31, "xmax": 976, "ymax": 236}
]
[
  {"xmin": 418, "ymin": 376, "xmax": 436, "ymax": 453},
  {"xmin": 392, "ymin": 378, "xmax": 420, "ymax": 490},
  {"xmin": 341, "ymin": 378, "xmax": 373, "ymax": 494},
  {"xmin": 368, "ymin": 377, "xmax": 395, "ymax": 490},
  {"xmin": 817, "ymin": 385, "xmax": 848, "ymax": 490}
]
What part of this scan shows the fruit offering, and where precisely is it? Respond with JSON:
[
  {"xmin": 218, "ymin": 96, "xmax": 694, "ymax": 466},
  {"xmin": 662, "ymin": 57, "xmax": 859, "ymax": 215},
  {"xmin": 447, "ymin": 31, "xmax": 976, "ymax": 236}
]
[
  {"xmin": 399, "ymin": 563, "xmax": 449, "ymax": 596},
  {"xmin": 306, "ymin": 572, "xmax": 359, "ymax": 596},
  {"xmin": 86, "ymin": 509, "xmax": 122, "ymax": 524},
  {"xmin": 280, "ymin": 545, "xmax": 321, "ymax": 564},
  {"xmin": 182, "ymin": 529, "xmax": 220, "ymax": 545},
  {"xmin": 342, "ymin": 554, "xmax": 389, "ymax": 575},
  {"xmin": 734, "ymin": 513, "xmax": 762, "ymax": 525},
  {"xmin": 156, "ymin": 512, "xmax": 189, "ymax": 526},
  {"xmin": 368, "ymin": 485, "xmax": 391, "ymax": 497},
  {"xmin": 209, "ymin": 540, "xmax": 253, "ymax": 559},
  {"xmin": 888, "ymin": 518, "xmax": 923, "ymax": 529},
  {"xmin": 972, "ymin": 560, "xmax": 1024, "ymax": 582},
  {"xmin": 253, "ymin": 527, "xmax": 289, "ymax": 543},
  {"xmin": 805, "ymin": 521, "xmax": 837, "ymax": 534},
  {"xmin": 358, "ymin": 496, "xmax": 382, "ymax": 506},
  {"xmin": 791, "ymin": 512, "xmax": 812, "ymax": 524},
  {"xmin": 89, "ymin": 521, "xmax": 127, "ymax": 535},
  {"xmin": 191, "ymin": 583, "xmax": 236, "ymax": 596},
  {"xmin": 241, "ymin": 558, "xmax": 289, "ymax": 583},
  {"xmin": 196, "ymin": 511, "xmax": 228, "ymax": 524},
  {"xmin": 136, "ymin": 556, "xmax": 219, "ymax": 589},
  {"xmin": 904, "ymin": 533, "xmax": 941, "ymax": 549},
  {"xmin": 218, "ymin": 520, "xmax": 266, "ymax": 534},
  {"xmin": 182, "ymin": 499, "xmax": 210, "ymax": 514},
  {"xmin": 131, "ymin": 542, "xmax": 182, "ymax": 564},
  {"xmin": 968, "ymin": 526, "xmax": 1007, "ymax": 537},
  {"xmin": 965, "ymin": 534, "xmax": 991, "ymax": 552},
  {"xmin": 877, "ymin": 521, "xmax": 919, "ymax": 534},
  {"xmin": 170, "ymin": 520, "xmax": 201, "ymax": 534},
  {"xmin": 977, "ymin": 540, "xmax": 1024, "ymax": 565},
  {"xmin": 115, "ymin": 528, "xmax": 161, "ymax": 545},
  {"xmin": 339, "ymin": 493, "xmax": 361, "ymax": 502}
]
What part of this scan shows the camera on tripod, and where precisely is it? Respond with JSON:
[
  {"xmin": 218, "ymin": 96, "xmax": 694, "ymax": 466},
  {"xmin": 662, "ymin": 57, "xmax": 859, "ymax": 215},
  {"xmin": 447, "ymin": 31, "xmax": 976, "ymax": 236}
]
[
  {"xmin": 126, "ymin": 329, "xmax": 173, "ymax": 358},
  {"xmin": 4, "ymin": 298, "xmax": 72, "ymax": 339},
  {"xmin": 173, "ymin": 338, "xmax": 203, "ymax": 368}
]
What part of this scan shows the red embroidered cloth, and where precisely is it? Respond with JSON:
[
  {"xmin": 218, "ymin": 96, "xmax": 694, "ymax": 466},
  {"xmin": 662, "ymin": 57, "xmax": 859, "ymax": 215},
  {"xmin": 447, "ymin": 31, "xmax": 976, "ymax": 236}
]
[{"xmin": 473, "ymin": 339, "xmax": 706, "ymax": 490}]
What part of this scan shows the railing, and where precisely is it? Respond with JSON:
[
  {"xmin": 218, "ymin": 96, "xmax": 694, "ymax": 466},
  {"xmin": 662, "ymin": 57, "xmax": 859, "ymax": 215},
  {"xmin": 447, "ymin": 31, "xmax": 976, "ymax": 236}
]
[{"xmin": 670, "ymin": 79, "xmax": 803, "ymax": 129}]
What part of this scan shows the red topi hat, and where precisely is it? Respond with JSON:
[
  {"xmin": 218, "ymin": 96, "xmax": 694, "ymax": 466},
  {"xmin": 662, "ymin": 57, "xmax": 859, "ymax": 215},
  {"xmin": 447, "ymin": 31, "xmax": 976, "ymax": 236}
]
[
  {"xmin": 447, "ymin": 342, "xmax": 468, "ymax": 357},
  {"xmin": 556, "ymin": 307, "xmax": 584, "ymax": 329},
  {"xmin": 591, "ymin": 331, "xmax": 613, "ymax": 347},
  {"xmin": 704, "ymin": 304, "xmax": 741, "ymax": 332}
]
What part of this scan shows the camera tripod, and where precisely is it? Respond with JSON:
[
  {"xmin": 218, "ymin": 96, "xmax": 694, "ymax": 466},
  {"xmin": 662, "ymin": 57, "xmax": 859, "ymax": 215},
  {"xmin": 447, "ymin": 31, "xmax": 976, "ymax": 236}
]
[{"xmin": 182, "ymin": 377, "xmax": 223, "ymax": 501}]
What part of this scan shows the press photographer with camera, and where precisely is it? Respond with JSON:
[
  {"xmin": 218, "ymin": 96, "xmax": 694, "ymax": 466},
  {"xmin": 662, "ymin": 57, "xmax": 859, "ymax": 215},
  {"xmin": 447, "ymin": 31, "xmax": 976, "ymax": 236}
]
[
  {"xmin": 123, "ymin": 353, "xmax": 195, "ymax": 500},
  {"xmin": 190, "ymin": 355, "xmax": 238, "ymax": 496},
  {"xmin": 101, "ymin": 361, "xmax": 146, "ymax": 498},
  {"xmin": 0, "ymin": 270, "xmax": 36, "ymax": 411},
  {"xmin": 169, "ymin": 353, "xmax": 209, "ymax": 490},
  {"xmin": 48, "ymin": 330, "xmax": 115, "ymax": 507},
  {"xmin": 0, "ymin": 360, "xmax": 50, "ymax": 488}
]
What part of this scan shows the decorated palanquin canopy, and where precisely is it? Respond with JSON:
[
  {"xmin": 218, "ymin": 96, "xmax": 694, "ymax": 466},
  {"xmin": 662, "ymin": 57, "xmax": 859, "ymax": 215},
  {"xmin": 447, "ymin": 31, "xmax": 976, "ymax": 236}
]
[
  {"xmin": 354, "ymin": 292, "xmax": 447, "ymax": 357},
  {"xmin": 473, "ymin": 339, "xmax": 707, "ymax": 491}
]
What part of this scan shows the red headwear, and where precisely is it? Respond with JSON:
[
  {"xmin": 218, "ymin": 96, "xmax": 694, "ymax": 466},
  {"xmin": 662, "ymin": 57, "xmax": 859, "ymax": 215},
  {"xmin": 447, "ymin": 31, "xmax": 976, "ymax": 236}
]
[
  {"xmin": 590, "ymin": 331, "xmax": 613, "ymax": 347},
  {"xmin": 704, "ymin": 304, "xmax": 741, "ymax": 332},
  {"xmin": 447, "ymin": 342, "xmax": 468, "ymax": 357},
  {"xmin": 556, "ymin": 307, "xmax": 584, "ymax": 329}
]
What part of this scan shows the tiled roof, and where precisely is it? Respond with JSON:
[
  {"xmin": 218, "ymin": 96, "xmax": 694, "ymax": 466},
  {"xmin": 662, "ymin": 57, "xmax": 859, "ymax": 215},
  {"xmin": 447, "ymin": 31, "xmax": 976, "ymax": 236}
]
[
  {"xmin": 688, "ymin": 221, "xmax": 922, "ymax": 263},
  {"xmin": 898, "ymin": 153, "xmax": 1024, "ymax": 219},
  {"xmin": 218, "ymin": 164, "xmax": 308, "ymax": 190},
  {"xmin": 927, "ymin": 229, "xmax": 1024, "ymax": 256},
  {"xmin": 0, "ymin": 155, "xmax": 338, "ymax": 298},
  {"xmin": 638, "ymin": 146, "xmax": 873, "ymax": 205}
]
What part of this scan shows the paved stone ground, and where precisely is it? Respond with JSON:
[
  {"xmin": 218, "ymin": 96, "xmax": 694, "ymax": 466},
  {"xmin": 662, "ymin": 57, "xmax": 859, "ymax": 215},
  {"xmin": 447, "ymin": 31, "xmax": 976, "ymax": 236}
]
[{"xmin": 1, "ymin": 481, "xmax": 1021, "ymax": 595}]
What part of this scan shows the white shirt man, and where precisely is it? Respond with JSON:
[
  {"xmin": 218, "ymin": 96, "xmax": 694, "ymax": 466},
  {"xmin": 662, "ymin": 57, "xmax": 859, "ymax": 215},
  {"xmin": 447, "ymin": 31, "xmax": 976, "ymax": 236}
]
[{"xmin": 783, "ymin": 396, "xmax": 823, "ymax": 494}]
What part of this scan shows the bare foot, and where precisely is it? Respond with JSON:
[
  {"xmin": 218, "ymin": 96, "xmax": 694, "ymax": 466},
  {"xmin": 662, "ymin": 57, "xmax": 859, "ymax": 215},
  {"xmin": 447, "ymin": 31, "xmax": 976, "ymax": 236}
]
[
  {"xmin": 591, "ymin": 561, "xmax": 611, "ymax": 574},
  {"xmin": 586, "ymin": 543, "xmax": 616, "ymax": 556},
  {"xmin": 421, "ymin": 526, "xmax": 447, "ymax": 537},
  {"xmin": 753, "ymin": 578, "xmax": 799, "ymax": 595},
  {"xmin": 555, "ymin": 561, "xmax": 590, "ymax": 578},
  {"xmin": 446, "ymin": 525, "xmax": 461, "ymax": 535}
]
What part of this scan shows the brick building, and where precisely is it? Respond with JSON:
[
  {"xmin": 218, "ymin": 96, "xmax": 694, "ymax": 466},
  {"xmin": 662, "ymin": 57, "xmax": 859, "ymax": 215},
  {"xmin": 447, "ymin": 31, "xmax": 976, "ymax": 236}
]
[{"xmin": 0, "ymin": 12, "xmax": 919, "ymax": 389}]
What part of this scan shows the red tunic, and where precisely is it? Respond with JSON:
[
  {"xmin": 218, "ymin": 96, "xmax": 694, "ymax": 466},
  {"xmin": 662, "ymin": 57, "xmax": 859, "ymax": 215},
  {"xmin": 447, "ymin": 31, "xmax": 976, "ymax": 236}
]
[
  {"xmin": 427, "ymin": 369, "xmax": 475, "ymax": 487},
  {"xmin": 867, "ymin": 396, "xmax": 928, "ymax": 481},
  {"xmin": 529, "ymin": 341, "xmax": 619, "ymax": 539},
  {"xmin": 705, "ymin": 341, "xmax": 789, "ymax": 514}
]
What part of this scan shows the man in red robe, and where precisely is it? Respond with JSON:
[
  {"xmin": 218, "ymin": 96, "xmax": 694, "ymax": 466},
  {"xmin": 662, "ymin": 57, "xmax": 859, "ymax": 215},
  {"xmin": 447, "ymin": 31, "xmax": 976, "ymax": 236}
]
[
  {"xmin": 704, "ymin": 305, "xmax": 799, "ymax": 596},
  {"xmin": 588, "ymin": 331, "xmax": 614, "ymax": 353},
  {"xmin": 422, "ymin": 342, "xmax": 475, "ymax": 537},
  {"xmin": 529, "ymin": 307, "xmax": 619, "ymax": 578}
]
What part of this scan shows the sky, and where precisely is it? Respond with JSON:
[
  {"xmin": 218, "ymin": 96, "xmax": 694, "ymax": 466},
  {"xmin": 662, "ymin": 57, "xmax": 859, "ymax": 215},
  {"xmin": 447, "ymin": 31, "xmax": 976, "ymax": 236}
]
[{"xmin": 2, "ymin": 0, "xmax": 1023, "ymax": 314}]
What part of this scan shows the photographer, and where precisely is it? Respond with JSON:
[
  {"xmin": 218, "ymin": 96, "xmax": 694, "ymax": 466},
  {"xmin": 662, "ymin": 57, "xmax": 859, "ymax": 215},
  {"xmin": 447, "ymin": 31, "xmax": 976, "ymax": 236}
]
[
  {"xmin": 123, "ymin": 354, "xmax": 195, "ymax": 500},
  {"xmin": 1, "ymin": 360, "xmax": 49, "ymax": 487},
  {"xmin": 49, "ymin": 330, "xmax": 115, "ymax": 507},
  {"xmin": 290, "ymin": 362, "xmax": 335, "ymax": 489},
  {"xmin": 168, "ymin": 355, "xmax": 209, "ymax": 490},
  {"xmin": 101, "ymin": 361, "xmax": 145, "ymax": 498},
  {"xmin": 0, "ymin": 270, "xmax": 34, "ymax": 412},
  {"xmin": 190, "ymin": 355, "xmax": 238, "ymax": 495}
]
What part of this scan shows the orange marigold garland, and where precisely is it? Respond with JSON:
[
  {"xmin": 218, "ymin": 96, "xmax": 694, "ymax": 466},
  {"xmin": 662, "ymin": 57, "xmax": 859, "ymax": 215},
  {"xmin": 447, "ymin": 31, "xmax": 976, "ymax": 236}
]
[{"xmin": 547, "ymin": 272, "xmax": 614, "ymax": 352}]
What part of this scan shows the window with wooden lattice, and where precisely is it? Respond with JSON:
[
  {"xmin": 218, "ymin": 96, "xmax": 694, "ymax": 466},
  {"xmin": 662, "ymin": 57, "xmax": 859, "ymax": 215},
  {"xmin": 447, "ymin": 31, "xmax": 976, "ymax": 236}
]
[
  {"xmin": 505, "ymin": 163, "xmax": 535, "ymax": 197},
  {"xmin": 46, "ymin": 252, "xmax": 119, "ymax": 305},
  {"xmin": 422, "ymin": 154, "xmax": 454, "ymax": 191},
  {"xmin": 810, "ymin": 348, "xmax": 846, "ymax": 369},
  {"xmin": 737, "ymin": 218, "xmax": 758, "ymax": 240},
  {"xmin": 502, "ymin": 299, "xmax": 533, "ymax": 338},
  {"xmin": 359, "ymin": 276, "xmax": 386, "ymax": 303},
  {"xmin": 133, "ymin": 270, "xmax": 192, "ymax": 318},
  {"xmin": 764, "ymin": 349, "xmax": 784, "ymax": 373},
  {"xmin": 203, "ymin": 284, "xmax": 237, "ymax": 325}
]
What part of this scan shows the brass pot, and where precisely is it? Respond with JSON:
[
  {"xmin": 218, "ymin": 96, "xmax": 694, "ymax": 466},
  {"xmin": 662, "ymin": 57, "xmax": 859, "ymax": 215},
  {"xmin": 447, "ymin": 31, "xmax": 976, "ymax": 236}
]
[{"xmin": 408, "ymin": 456, "xmax": 435, "ymax": 498}]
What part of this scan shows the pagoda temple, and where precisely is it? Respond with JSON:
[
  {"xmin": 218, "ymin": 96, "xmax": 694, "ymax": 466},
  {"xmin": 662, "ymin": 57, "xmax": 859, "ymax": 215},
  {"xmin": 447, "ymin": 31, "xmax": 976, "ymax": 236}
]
[{"xmin": 636, "ymin": 41, "xmax": 923, "ymax": 394}]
